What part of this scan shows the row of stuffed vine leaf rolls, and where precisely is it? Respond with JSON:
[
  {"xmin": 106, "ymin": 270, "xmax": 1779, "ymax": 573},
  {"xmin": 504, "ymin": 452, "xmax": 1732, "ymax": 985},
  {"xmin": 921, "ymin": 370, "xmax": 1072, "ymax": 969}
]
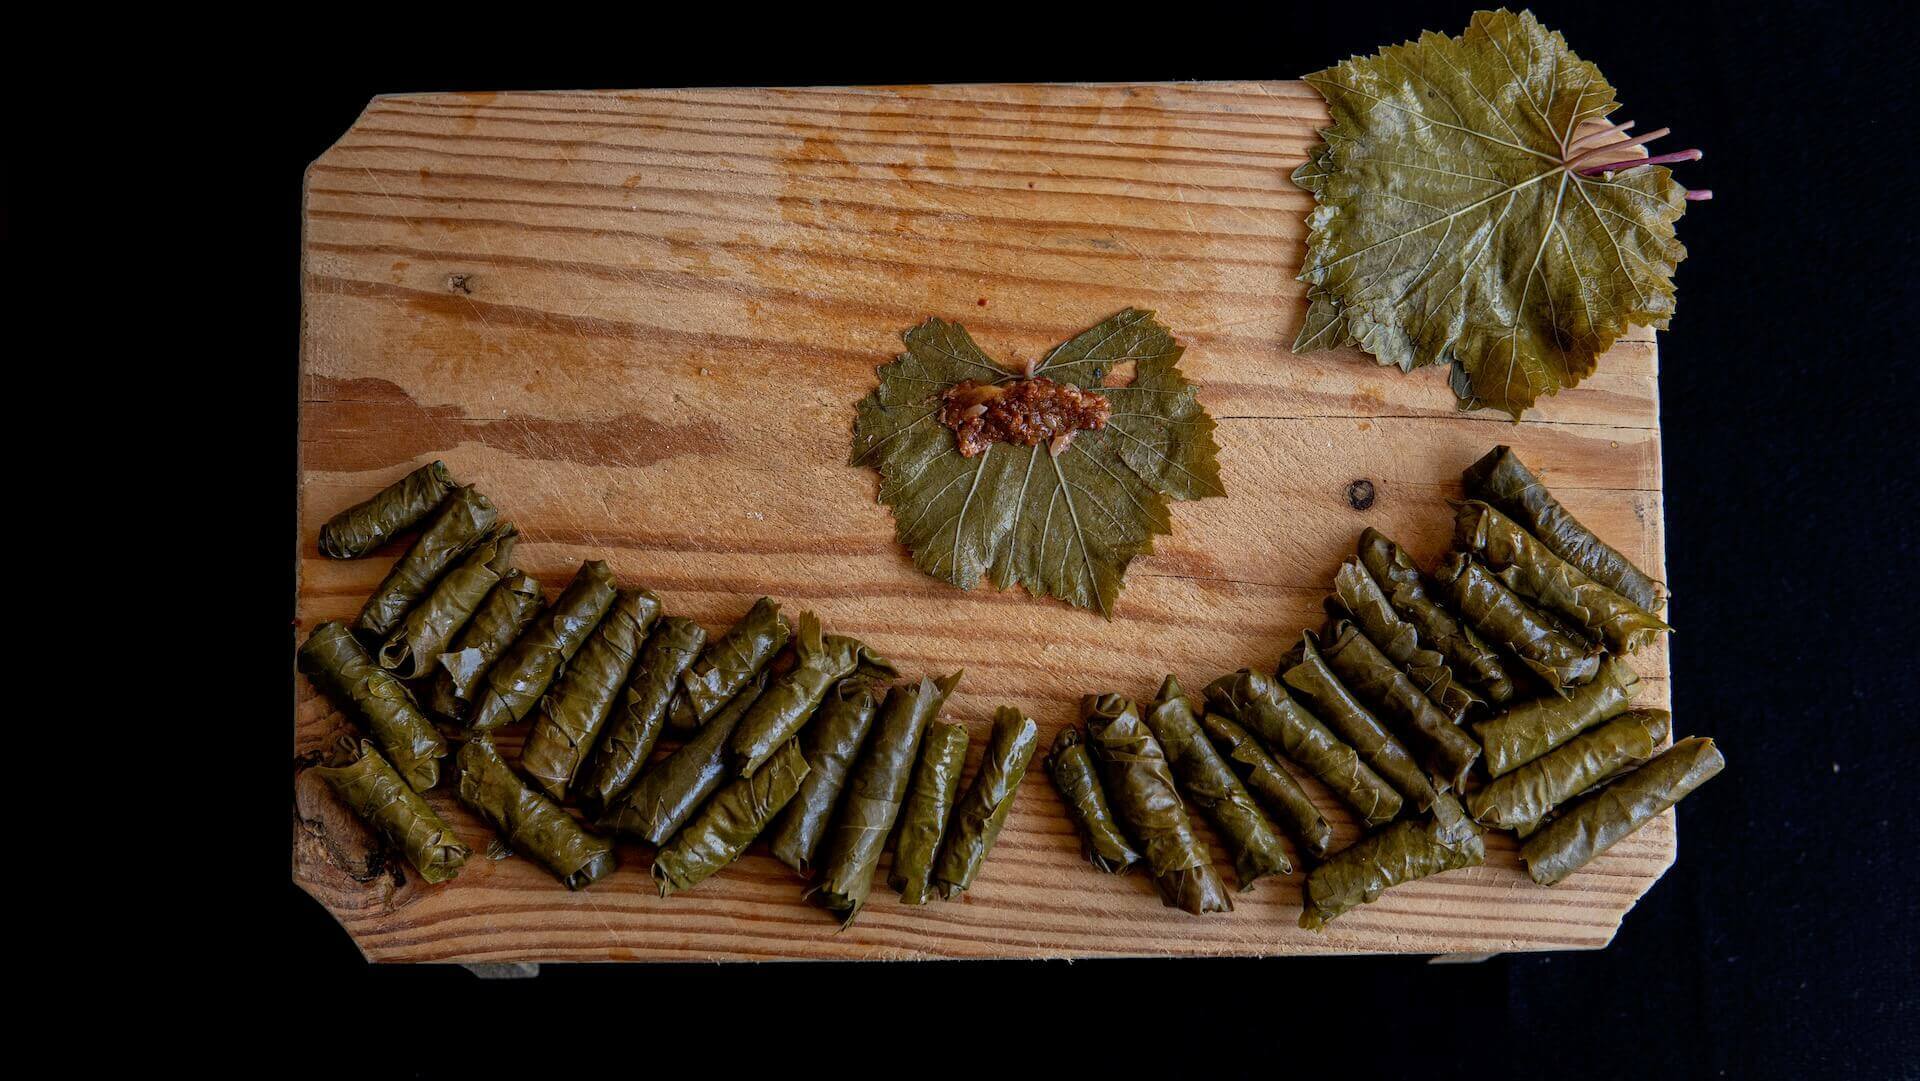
[
  {"xmin": 652, "ymin": 739, "xmax": 812, "ymax": 896},
  {"xmin": 1463, "ymin": 446, "xmax": 1665, "ymax": 613},
  {"xmin": 1279, "ymin": 637, "xmax": 1436, "ymax": 814},
  {"xmin": 318, "ymin": 460, "xmax": 458, "ymax": 560},
  {"xmin": 599, "ymin": 671, "xmax": 771, "ymax": 847},
  {"xmin": 1521, "ymin": 737, "xmax": 1722, "ymax": 886},
  {"xmin": 1142, "ymin": 677, "xmax": 1291, "ymax": 888},
  {"xmin": 467, "ymin": 559, "xmax": 619, "ymax": 732},
  {"xmin": 669, "ymin": 597, "xmax": 792, "ymax": 733},
  {"xmin": 426, "ymin": 569, "xmax": 543, "ymax": 722},
  {"xmin": 890, "ymin": 721, "xmax": 969, "ymax": 904},
  {"xmin": 457, "ymin": 738, "xmax": 616, "ymax": 890},
  {"xmin": 1315, "ymin": 618, "xmax": 1483, "ymax": 791},
  {"xmin": 1046, "ymin": 727, "xmax": 1142, "ymax": 874},
  {"xmin": 298, "ymin": 621, "xmax": 447, "ymax": 792},
  {"xmin": 377, "ymin": 523, "xmax": 519, "ymax": 680},
  {"xmin": 1083, "ymin": 692, "xmax": 1232, "ymax": 915},
  {"xmin": 355, "ymin": 485, "xmax": 500, "ymax": 638},
  {"xmin": 574, "ymin": 616, "xmax": 707, "ymax": 816},
  {"xmin": 521, "ymin": 588, "xmax": 661, "ymax": 799},
  {"xmin": 932, "ymin": 708, "xmax": 1040, "ymax": 899},
  {"xmin": 1432, "ymin": 551, "xmax": 1603, "ymax": 695},
  {"xmin": 728, "ymin": 613, "xmax": 896, "ymax": 777},
  {"xmin": 808, "ymin": 672, "xmax": 960, "ymax": 925},
  {"xmin": 768, "ymin": 679, "xmax": 882, "ymax": 875},
  {"xmin": 1206, "ymin": 668, "xmax": 1401, "ymax": 827},
  {"xmin": 1330, "ymin": 556, "xmax": 1481, "ymax": 723},
  {"xmin": 313, "ymin": 740, "xmax": 471, "ymax": 883}
]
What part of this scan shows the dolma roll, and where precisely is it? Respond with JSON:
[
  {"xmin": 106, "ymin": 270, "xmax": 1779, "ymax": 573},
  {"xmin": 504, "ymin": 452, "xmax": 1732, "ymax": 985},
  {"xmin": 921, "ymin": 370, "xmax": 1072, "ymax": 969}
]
[
  {"xmin": 768, "ymin": 679, "xmax": 883, "ymax": 875},
  {"xmin": 599, "ymin": 673, "xmax": 771, "ymax": 847},
  {"xmin": 890, "ymin": 720, "xmax": 969, "ymax": 904},
  {"xmin": 466, "ymin": 559, "xmax": 618, "ymax": 732},
  {"xmin": 809, "ymin": 672, "xmax": 961, "ymax": 925},
  {"xmin": 313, "ymin": 740, "xmax": 471, "ymax": 883},
  {"xmin": 377, "ymin": 524, "xmax": 519, "ymax": 680},
  {"xmin": 1360, "ymin": 528, "xmax": 1518, "ymax": 705},
  {"xmin": 1083, "ymin": 693, "xmax": 1233, "ymax": 915},
  {"xmin": 934, "ymin": 708, "xmax": 1041, "ymax": 899},
  {"xmin": 318, "ymin": 460, "xmax": 457, "ymax": 560},
  {"xmin": 354, "ymin": 485, "xmax": 499, "ymax": 638},
  {"xmin": 298, "ymin": 621, "xmax": 447, "ymax": 792},
  {"xmin": 1455, "ymin": 500, "xmax": 1671, "ymax": 654},
  {"xmin": 1299, "ymin": 794, "xmax": 1485, "ymax": 930},
  {"xmin": 1331, "ymin": 557, "xmax": 1482, "ymax": 722},
  {"xmin": 652, "ymin": 738, "xmax": 812, "ymax": 897},
  {"xmin": 456, "ymin": 738, "xmax": 616, "ymax": 890},
  {"xmin": 728, "ymin": 613, "xmax": 896, "ymax": 777},
  {"xmin": 575, "ymin": 616, "xmax": 708, "ymax": 816},
  {"xmin": 1463, "ymin": 445, "xmax": 1664, "ymax": 612},
  {"xmin": 426, "ymin": 570, "xmax": 543, "ymax": 722},
  {"xmin": 1475, "ymin": 657, "xmax": 1641, "ymax": 777},
  {"xmin": 1521, "ymin": 737, "xmax": 1723, "ymax": 886},
  {"xmin": 1140, "ymin": 677, "xmax": 1290, "ymax": 889},
  {"xmin": 1469, "ymin": 709, "xmax": 1671, "ymax": 835},
  {"xmin": 1206, "ymin": 669, "xmax": 1401, "ymax": 827},
  {"xmin": 668, "ymin": 597, "xmax": 792, "ymax": 733},
  {"xmin": 1432, "ymin": 551, "xmax": 1603, "ymax": 694},
  {"xmin": 1315, "ymin": 619, "xmax": 1484, "ymax": 792},
  {"xmin": 1196, "ymin": 711, "xmax": 1334, "ymax": 862},
  {"xmin": 1279, "ymin": 638, "xmax": 1436, "ymax": 813},
  {"xmin": 521, "ymin": 588, "xmax": 660, "ymax": 799},
  {"xmin": 1046, "ymin": 727, "xmax": 1142, "ymax": 874}
]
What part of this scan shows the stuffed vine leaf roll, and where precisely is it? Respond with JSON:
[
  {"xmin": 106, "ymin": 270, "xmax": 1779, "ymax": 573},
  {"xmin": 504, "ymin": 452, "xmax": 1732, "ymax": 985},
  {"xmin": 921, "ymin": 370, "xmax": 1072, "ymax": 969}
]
[
  {"xmin": 1196, "ymin": 711, "xmax": 1334, "ymax": 862},
  {"xmin": 1455, "ymin": 500, "xmax": 1671, "ymax": 655},
  {"xmin": 378, "ymin": 524, "xmax": 518, "ymax": 680},
  {"xmin": 652, "ymin": 738, "xmax": 811, "ymax": 897},
  {"xmin": 890, "ymin": 720, "xmax": 969, "ymax": 904},
  {"xmin": 1360, "ymin": 528, "xmax": 1518, "ymax": 705},
  {"xmin": 354, "ymin": 485, "xmax": 499, "ymax": 638},
  {"xmin": 599, "ymin": 673, "xmax": 770, "ymax": 847},
  {"xmin": 1299, "ymin": 794, "xmax": 1484, "ymax": 930},
  {"xmin": 1432, "ymin": 551, "xmax": 1603, "ymax": 695},
  {"xmin": 1469, "ymin": 709, "xmax": 1671, "ymax": 835},
  {"xmin": 298, "ymin": 621, "xmax": 447, "ymax": 792},
  {"xmin": 1463, "ymin": 445, "xmax": 1664, "ymax": 612},
  {"xmin": 1083, "ymin": 693, "xmax": 1232, "ymax": 915},
  {"xmin": 934, "ymin": 707, "xmax": 1040, "ymax": 900},
  {"xmin": 318, "ymin": 460, "xmax": 458, "ymax": 560},
  {"xmin": 1206, "ymin": 669, "xmax": 1401, "ymax": 827},
  {"xmin": 1521, "ymin": 737, "xmax": 1722, "ymax": 886},
  {"xmin": 466, "ymin": 560, "xmax": 618, "ymax": 732},
  {"xmin": 768, "ymin": 679, "xmax": 883, "ymax": 876},
  {"xmin": 809, "ymin": 672, "xmax": 960, "ymax": 925},
  {"xmin": 1475, "ymin": 657, "xmax": 1640, "ymax": 777},
  {"xmin": 669, "ymin": 597, "xmax": 792, "ymax": 733},
  {"xmin": 1315, "ymin": 619, "xmax": 1483, "ymax": 792},
  {"xmin": 521, "ymin": 588, "xmax": 659, "ymax": 799},
  {"xmin": 313, "ymin": 740, "xmax": 471, "ymax": 883},
  {"xmin": 728, "ymin": 613, "xmax": 896, "ymax": 777},
  {"xmin": 426, "ymin": 570, "xmax": 542, "ymax": 722},
  {"xmin": 1141, "ymin": 677, "xmax": 1290, "ymax": 889},
  {"xmin": 1331, "ymin": 557, "xmax": 1482, "ymax": 722},
  {"xmin": 574, "ymin": 616, "xmax": 707, "ymax": 816},
  {"xmin": 456, "ymin": 738, "xmax": 616, "ymax": 890},
  {"xmin": 1046, "ymin": 726, "xmax": 1142, "ymax": 874},
  {"xmin": 1279, "ymin": 636, "xmax": 1436, "ymax": 813}
]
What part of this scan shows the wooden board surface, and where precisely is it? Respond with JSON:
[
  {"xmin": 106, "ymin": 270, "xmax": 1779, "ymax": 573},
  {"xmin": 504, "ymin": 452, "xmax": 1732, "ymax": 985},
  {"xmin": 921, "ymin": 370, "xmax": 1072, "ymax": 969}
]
[{"xmin": 295, "ymin": 81, "xmax": 1672, "ymax": 962}]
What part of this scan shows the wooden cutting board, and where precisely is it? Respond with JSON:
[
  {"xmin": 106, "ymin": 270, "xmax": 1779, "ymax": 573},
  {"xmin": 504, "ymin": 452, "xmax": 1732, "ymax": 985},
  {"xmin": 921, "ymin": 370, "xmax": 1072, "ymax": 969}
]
[{"xmin": 295, "ymin": 81, "xmax": 1672, "ymax": 962}]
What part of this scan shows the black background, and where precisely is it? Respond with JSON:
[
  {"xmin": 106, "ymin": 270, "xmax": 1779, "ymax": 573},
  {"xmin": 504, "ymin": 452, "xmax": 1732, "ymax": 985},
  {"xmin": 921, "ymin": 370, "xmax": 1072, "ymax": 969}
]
[{"xmin": 254, "ymin": 3, "xmax": 1914, "ymax": 1076}]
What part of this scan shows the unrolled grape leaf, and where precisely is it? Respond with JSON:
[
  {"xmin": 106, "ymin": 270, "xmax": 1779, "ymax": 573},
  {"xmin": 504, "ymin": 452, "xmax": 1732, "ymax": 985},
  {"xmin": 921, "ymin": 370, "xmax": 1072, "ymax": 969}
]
[
  {"xmin": 850, "ymin": 308, "xmax": 1222, "ymax": 618},
  {"xmin": 1293, "ymin": 8, "xmax": 1692, "ymax": 418}
]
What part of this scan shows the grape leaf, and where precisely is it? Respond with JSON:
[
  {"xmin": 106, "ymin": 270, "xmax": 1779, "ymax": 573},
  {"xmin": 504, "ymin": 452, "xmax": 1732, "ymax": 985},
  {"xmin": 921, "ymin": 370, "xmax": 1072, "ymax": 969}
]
[
  {"xmin": 850, "ymin": 309, "xmax": 1222, "ymax": 618},
  {"xmin": 1294, "ymin": 8, "xmax": 1693, "ymax": 418}
]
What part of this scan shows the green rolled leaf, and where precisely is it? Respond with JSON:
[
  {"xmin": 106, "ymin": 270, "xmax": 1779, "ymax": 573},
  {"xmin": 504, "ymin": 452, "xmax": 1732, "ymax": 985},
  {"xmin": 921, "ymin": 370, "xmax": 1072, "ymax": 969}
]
[
  {"xmin": 1463, "ymin": 446, "xmax": 1663, "ymax": 612},
  {"xmin": 354, "ymin": 485, "xmax": 499, "ymax": 638},
  {"xmin": 652, "ymin": 739, "xmax": 811, "ymax": 897},
  {"xmin": 728, "ymin": 612, "xmax": 896, "ymax": 777},
  {"xmin": 934, "ymin": 707, "xmax": 1040, "ymax": 899},
  {"xmin": 378, "ymin": 524, "xmax": 519, "ymax": 680},
  {"xmin": 1046, "ymin": 726, "xmax": 1141, "ymax": 874},
  {"xmin": 1196, "ymin": 711, "xmax": 1332, "ymax": 862},
  {"xmin": 1455, "ymin": 499, "xmax": 1670, "ymax": 654},
  {"xmin": 1300, "ymin": 795, "xmax": 1484, "ymax": 930},
  {"xmin": 767, "ymin": 679, "xmax": 883, "ymax": 876},
  {"xmin": 1206, "ymin": 668, "xmax": 1401, "ymax": 827},
  {"xmin": 313, "ymin": 740, "xmax": 470, "ymax": 883},
  {"xmin": 1141, "ymin": 677, "xmax": 1290, "ymax": 889},
  {"xmin": 1469, "ymin": 709, "xmax": 1671, "ymax": 835},
  {"xmin": 891, "ymin": 720, "xmax": 969, "ymax": 904},
  {"xmin": 319, "ymin": 460, "xmax": 457, "ymax": 560},
  {"xmin": 467, "ymin": 560, "xmax": 618, "ymax": 732},
  {"xmin": 298, "ymin": 621, "xmax": 446, "ymax": 792},
  {"xmin": 456, "ymin": 738, "xmax": 615, "ymax": 890},
  {"xmin": 669, "ymin": 597, "xmax": 791, "ymax": 733},
  {"xmin": 1475, "ymin": 657, "xmax": 1640, "ymax": 777},
  {"xmin": 575, "ymin": 616, "xmax": 707, "ymax": 817},
  {"xmin": 1521, "ymin": 737, "xmax": 1722, "ymax": 886},
  {"xmin": 1083, "ymin": 692, "xmax": 1231, "ymax": 915},
  {"xmin": 425, "ymin": 570, "xmax": 543, "ymax": 722},
  {"xmin": 521, "ymin": 588, "xmax": 660, "ymax": 799}
]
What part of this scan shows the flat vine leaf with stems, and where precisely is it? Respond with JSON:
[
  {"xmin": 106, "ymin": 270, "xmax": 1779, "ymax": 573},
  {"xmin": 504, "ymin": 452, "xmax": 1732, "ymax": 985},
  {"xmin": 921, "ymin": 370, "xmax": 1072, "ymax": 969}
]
[
  {"xmin": 850, "ymin": 308, "xmax": 1222, "ymax": 617},
  {"xmin": 1293, "ymin": 8, "xmax": 1706, "ymax": 418}
]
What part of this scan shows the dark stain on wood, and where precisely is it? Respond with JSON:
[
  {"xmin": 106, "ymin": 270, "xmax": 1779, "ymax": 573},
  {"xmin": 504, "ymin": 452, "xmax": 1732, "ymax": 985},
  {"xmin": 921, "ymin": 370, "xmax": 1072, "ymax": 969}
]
[{"xmin": 1346, "ymin": 479, "xmax": 1376, "ymax": 511}]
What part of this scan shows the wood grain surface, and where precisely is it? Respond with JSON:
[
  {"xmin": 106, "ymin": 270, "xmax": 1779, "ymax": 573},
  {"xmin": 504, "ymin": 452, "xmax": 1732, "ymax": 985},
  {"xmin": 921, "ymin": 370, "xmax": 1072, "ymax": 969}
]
[{"xmin": 295, "ymin": 81, "xmax": 1674, "ymax": 962}]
